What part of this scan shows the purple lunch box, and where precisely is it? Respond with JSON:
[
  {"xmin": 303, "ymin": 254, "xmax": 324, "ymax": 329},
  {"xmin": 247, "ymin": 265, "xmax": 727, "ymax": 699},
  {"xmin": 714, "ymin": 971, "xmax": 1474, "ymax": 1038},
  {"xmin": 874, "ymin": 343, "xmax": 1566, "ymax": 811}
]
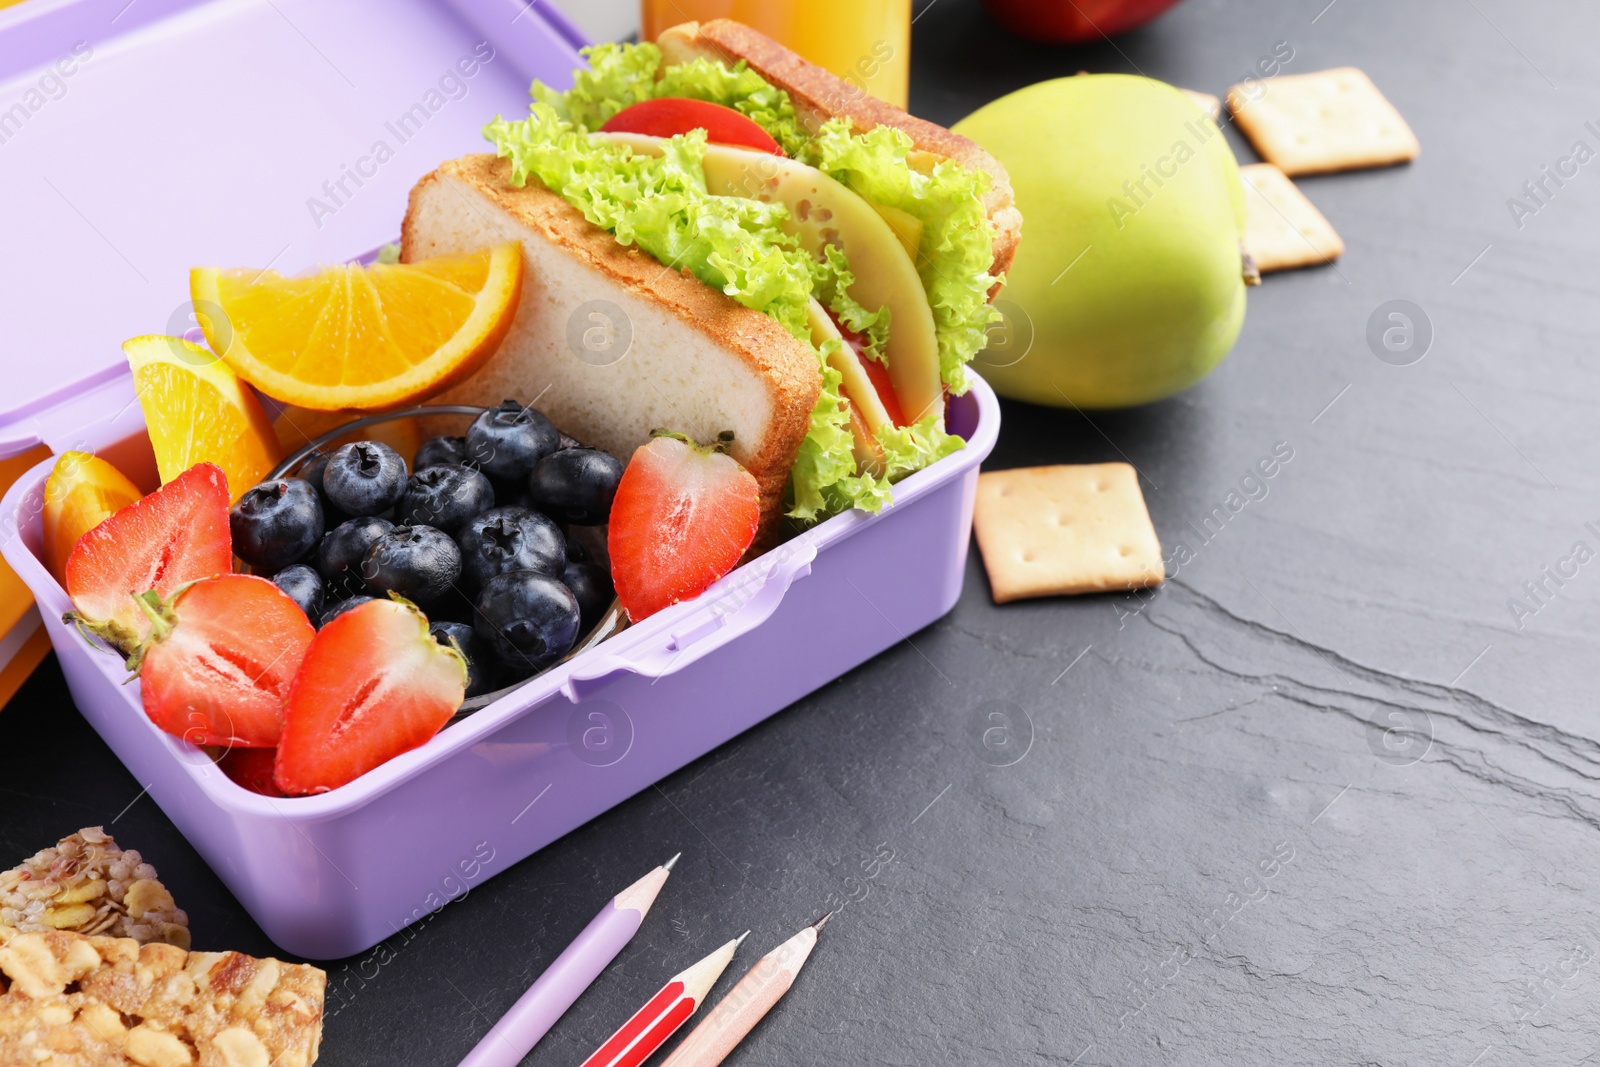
[{"xmin": 0, "ymin": 0, "xmax": 1000, "ymax": 959}]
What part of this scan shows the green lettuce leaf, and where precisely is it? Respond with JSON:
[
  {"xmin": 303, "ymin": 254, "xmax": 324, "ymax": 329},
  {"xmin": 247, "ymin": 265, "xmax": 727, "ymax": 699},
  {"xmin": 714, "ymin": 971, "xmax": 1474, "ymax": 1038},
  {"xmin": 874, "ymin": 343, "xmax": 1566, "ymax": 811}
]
[
  {"xmin": 803, "ymin": 119, "xmax": 1002, "ymax": 395},
  {"xmin": 530, "ymin": 42, "xmax": 809, "ymax": 154},
  {"xmin": 486, "ymin": 111, "xmax": 815, "ymax": 338},
  {"xmin": 532, "ymin": 41, "xmax": 662, "ymax": 130},
  {"xmin": 787, "ymin": 361, "xmax": 861, "ymax": 521},
  {"xmin": 810, "ymin": 244, "xmax": 890, "ymax": 363},
  {"xmin": 877, "ymin": 414, "xmax": 966, "ymax": 481}
]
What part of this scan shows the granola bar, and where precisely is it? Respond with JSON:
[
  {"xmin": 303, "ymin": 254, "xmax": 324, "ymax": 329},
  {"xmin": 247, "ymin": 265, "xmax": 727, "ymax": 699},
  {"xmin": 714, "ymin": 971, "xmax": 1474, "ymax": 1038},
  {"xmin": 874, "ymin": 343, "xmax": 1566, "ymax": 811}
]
[
  {"xmin": 0, "ymin": 828, "xmax": 189, "ymax": 949},
  {"xmin": 0, "ymin": 925, "xmax": 326, "ymax": 1066}
]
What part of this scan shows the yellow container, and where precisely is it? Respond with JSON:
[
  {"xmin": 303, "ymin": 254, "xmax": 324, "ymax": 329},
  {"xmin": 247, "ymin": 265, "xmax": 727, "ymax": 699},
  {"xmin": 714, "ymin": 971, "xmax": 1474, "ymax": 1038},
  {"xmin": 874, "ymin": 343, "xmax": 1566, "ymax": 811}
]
[{"xmin": 642, "ymin": 0, "xmax": 911, "ymax": 110}]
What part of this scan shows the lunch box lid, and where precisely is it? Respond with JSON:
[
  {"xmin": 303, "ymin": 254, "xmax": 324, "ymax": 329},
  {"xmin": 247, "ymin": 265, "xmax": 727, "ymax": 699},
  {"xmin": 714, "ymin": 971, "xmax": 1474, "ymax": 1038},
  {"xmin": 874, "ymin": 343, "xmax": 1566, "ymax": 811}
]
[{"xmin": 0, "ymin": 0, "xmax": 587, "ymax": 459}]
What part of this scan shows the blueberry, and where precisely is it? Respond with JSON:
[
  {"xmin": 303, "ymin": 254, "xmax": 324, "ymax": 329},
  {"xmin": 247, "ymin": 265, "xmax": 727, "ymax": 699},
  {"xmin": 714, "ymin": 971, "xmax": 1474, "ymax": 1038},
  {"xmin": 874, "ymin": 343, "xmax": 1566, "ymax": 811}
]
[
  {"xmin": 319, "ymin": 594, "xmax": 374, "ymax": 627},
  {"xmin": 323, "ymin": 441, "xmax": 408, "ymax": 516},
  {"xmin": 317, "ymin": 516, "xmax": 393, "ymax": 597},
  {"xmin": 456, "ymin": 507, "xmax": 565, "ymax": 590},
  {"xmin": 527, "ymin": 448, "xmax": 624, "ymax": 525},
  {"xmin": 415, "ymin": 435, "xmax": 470, "ymax": 470},
  {"xmin": 558, "ymin": 431, "xmax": 584, "ymax": 450},
  {"xmin": 363, "ymin": 525, "xmax": 461, "ymax": 606},
  {"xmin": 295, "ymin": 451, "xmax": 350, "ymax": 523},
  {"xmin": 271, "ymin": 564, "xmax": 325, "ymax": 620},
  {"xmin": 466, "ymin": 399, "xmax": 559, "ymax": 482},
  {"xmin": 230, "ymin": 479, "xmax": 324, "ymax": 573},
  {"xmin": 563, "ymin": 561, "xmax": 614, "ymax": 634},
  {"xmin": 475, "ymin": 570, "xmax": 580, "ymax": 674},
  {"xmin": 430, "ymin": 620, "xmax": 495, "ymax": 698},
  {"xmin": 397, "ymin": 465, "xmax": 494, "ymax": 534}
]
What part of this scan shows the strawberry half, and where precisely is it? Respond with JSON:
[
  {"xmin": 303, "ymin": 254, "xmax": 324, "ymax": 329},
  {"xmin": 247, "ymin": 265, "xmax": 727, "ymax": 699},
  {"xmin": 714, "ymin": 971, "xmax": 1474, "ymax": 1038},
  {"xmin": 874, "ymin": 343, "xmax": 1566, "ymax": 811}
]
[
  {"xmin": 275, "ymin": 598, "xmax": 466, "ymax": 795},
  {"xmin": 65, "ymin": 462, "xmax": 232, "ymax": 653},
  {"xmin": 607, "ymin": 431, "xmax": 760, "ymax": 623},
  {"xmin": 133, "ymin": 574, "xmax": 315, "ymax": 748}
]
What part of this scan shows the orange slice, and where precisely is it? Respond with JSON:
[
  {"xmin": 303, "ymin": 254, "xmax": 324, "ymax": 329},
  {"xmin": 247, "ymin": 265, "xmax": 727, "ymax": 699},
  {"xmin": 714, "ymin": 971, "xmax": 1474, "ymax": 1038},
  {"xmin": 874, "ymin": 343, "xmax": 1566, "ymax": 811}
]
[
  {"xmin": 190, "ymin": 243, "xmax": 523, "ymax": 412},
  {"xmin": 42, "ymin": 452, "xmax": 142, "ymax": 584},
  {"xmin": 123, "ymin": 335, "xmax": 283, "ymax": 502}
]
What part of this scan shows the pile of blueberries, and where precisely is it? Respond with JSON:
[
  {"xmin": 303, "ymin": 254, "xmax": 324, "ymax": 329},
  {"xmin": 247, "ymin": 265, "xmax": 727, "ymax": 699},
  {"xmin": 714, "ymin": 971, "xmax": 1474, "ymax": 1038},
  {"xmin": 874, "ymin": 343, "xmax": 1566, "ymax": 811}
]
[{"xmin": 229, "ymin": 400, "xmax": 624, "ymax": 699}]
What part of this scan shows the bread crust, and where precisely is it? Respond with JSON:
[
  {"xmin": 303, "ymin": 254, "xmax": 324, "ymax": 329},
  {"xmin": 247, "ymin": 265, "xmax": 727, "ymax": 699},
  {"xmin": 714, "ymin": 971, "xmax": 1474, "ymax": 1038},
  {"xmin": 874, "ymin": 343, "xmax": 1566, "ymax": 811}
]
[
  {"xmin": 402, "ymin": 155, "xmax": 820, "ymax": 538},
  {"xmin": 658, "ymin": 19, "xmax": 1021, "ymax": 287}
]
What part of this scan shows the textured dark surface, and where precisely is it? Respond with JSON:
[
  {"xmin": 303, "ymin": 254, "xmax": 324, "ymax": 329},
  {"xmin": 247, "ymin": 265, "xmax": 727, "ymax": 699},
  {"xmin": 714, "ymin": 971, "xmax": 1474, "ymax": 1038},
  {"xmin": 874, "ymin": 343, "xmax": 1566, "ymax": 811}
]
[{"xmin": 5, "ymin": 0, "xmax": 1599, "ymax": 1063}]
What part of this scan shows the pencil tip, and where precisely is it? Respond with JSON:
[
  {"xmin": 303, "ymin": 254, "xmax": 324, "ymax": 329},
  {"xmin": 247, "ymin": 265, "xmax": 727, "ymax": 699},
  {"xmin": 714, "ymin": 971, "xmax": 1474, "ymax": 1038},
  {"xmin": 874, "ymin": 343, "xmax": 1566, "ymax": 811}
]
[
  {"xmin": 662, "ymin": 852, "xmax": 681, "ymax": 872},
  {"xmin": 734, "ymin": 930, "xmax": 750, "ymax": 947},
  {"xmin": 811, "ymin": 911, "xmax": 835, "ymax": 934}
]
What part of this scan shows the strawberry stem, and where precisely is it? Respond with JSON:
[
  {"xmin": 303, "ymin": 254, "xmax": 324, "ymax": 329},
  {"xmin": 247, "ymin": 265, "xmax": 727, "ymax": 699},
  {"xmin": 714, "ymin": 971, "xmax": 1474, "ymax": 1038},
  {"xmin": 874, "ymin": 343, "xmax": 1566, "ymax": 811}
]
[
  {"xmin": 648, "ymin": 428, "xmax": 737, "ymax": 455},
  {"xmin": 135, "ymin": 590, "xmax": 175, "ymax": 641},
  {"xmin": 62, "ymin": 612, "xmax": 141, "ymax": 661},
  {"xmin": 121, "ymin": 590, "xmax": 180, "ymax": 675}
]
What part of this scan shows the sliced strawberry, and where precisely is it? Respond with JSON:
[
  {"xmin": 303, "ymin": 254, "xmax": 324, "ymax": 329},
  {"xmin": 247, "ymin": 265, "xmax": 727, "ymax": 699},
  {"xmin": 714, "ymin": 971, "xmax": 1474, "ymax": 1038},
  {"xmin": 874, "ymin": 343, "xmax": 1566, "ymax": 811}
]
[
  {"xmin": 217, "ymin": 746, "xmax": 288, "ymax": 797},
  {"xmin": 275, "ymin": 598, "xmax": 466, "ymax": 795},
  {"xmin": 65, "ymin": 462, "xmax": 232, "ymax": 653},
  {"xmin": 134, "ymin": 574, "xmax": 314, "ymax": 748},
  {"xmin": 607, "ymin": 432, "xmax": 760, "ymax": 623}
]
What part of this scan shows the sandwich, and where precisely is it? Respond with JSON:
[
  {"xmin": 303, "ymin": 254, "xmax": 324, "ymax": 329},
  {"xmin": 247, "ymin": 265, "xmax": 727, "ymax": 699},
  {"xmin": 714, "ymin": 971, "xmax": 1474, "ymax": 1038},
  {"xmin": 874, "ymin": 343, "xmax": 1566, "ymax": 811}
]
[{"xmin": 403, "ymin": 19, "xmax": 1020, "ymax": 537}]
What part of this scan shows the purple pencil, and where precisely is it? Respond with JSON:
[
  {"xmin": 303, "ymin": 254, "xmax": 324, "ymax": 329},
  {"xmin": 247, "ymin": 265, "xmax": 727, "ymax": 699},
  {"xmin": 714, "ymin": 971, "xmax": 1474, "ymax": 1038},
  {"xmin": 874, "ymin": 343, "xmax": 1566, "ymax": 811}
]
[{"xmin": 458, "ymin": 854, "xmax": 679, "ymax": 1067}]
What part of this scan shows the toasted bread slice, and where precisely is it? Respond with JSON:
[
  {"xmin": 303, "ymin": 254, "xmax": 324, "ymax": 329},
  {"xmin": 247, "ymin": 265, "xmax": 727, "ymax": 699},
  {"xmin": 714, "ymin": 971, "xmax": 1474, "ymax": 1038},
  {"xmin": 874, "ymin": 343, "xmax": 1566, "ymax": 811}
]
[
  {"xmin": 403, "ymin": 155, "xmax": 821, "ymax": 538},
  {"xmin": 657, "ymin": 19, "xmax": 1022, "ymax": 289}
]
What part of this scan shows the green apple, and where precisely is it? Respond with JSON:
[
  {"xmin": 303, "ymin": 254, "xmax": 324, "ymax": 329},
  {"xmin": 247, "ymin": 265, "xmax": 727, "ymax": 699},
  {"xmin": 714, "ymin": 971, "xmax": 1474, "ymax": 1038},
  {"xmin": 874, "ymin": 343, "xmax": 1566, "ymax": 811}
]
[{"xmin": 954, "ymin": 74, "xmax": 1250, "ymax": 408}]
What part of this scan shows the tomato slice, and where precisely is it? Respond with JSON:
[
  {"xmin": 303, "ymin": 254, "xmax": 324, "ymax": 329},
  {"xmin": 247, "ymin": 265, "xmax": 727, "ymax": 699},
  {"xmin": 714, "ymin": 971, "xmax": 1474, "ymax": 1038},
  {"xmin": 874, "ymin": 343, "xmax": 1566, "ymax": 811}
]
[
  {"xmin": 833, "ymin": 315, "xmax": 908, "ymax": 428},
  {"xmin": 600, "ymin": 98, "xmax": 785, "ymax": 155},
  {"xmin": 859, "ymin": 351, "xmax": 908, "ymax": 427}
]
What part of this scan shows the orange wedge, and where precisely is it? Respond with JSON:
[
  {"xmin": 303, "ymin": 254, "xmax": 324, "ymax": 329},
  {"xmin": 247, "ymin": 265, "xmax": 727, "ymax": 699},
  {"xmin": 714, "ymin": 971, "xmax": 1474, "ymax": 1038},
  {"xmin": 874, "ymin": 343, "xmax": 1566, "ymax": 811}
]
[
  {"xmin": 42, "ymin": 452, "xmax": 142, "ymax": 584},
  {"xmin": 190, "ymin": 243, "xmax": 523, "ymax": 412},
  {"xmin": 123, "ymin": 335, "xmax": 283, "ymax": 502}
]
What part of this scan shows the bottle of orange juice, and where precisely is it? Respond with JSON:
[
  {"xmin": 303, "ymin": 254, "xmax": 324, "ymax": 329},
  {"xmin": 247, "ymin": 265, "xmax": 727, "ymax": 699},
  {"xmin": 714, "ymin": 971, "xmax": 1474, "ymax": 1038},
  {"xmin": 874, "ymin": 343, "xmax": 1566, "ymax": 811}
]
[{"xmin": 641, "ymin": 0, "xmax": 911, "ymax": 110}]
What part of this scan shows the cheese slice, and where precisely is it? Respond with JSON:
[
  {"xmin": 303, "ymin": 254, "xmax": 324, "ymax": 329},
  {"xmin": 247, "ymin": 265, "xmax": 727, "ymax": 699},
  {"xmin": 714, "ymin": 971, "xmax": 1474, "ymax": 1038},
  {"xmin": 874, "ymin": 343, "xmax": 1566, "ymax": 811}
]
[
  {"xmin": 807, "ymin": 299, "xmax": 892, "ymax": 433},
  {"xmin": 808, "ymin": 299, "xmax": 886, "ymax": 474}
]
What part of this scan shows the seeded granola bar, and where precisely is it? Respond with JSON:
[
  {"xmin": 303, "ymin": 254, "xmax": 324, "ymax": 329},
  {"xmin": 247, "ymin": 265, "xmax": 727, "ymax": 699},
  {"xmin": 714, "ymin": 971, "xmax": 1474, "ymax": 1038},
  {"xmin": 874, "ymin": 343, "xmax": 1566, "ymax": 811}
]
[
  {"xmin": 0, "ymin": 828, "xmax": 189, "ymax": 949},
  {"xmin": 0, "ymin": 924, "xmax": 326, "ymax": 1066}
]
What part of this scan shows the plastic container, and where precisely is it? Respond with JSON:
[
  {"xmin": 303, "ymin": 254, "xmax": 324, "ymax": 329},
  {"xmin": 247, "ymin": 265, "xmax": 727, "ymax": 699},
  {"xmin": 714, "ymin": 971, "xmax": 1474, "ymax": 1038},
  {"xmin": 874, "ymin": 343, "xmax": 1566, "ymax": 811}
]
[
  {"xmin": 0, "ymin": 0, "xmax": 1001, "ymax": 959},
  {"xmin": 2, "ymin": 384, "xmax": 996, "ymax": 957}
]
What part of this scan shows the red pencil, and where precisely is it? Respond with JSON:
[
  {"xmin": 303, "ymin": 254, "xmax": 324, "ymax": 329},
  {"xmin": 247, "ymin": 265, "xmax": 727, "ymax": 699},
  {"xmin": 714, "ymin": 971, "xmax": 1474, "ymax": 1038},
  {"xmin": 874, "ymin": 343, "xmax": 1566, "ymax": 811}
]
[{"xmin": 577, "ymin": 933, "xmax": 748, "ymax": 1067}]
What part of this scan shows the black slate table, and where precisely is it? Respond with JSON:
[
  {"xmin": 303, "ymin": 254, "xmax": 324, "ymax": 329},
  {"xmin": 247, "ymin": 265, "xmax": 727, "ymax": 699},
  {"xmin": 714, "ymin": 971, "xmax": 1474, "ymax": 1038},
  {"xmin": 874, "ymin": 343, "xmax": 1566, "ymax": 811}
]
[{"xmin": 7, "ymin": 0, "xmax": 1598, "ymax": 1062}]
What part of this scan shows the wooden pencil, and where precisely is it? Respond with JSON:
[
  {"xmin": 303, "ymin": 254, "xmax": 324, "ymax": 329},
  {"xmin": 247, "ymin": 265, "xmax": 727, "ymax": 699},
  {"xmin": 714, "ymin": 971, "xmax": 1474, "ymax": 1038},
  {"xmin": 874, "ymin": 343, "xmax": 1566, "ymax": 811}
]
[
  {"xmin": 657, "ymin": 913, "xmax": 832, "ymax": 1067},
  {"xmin": 577, "ymin": 932, "xmax": 748, "ymax": 1067}
]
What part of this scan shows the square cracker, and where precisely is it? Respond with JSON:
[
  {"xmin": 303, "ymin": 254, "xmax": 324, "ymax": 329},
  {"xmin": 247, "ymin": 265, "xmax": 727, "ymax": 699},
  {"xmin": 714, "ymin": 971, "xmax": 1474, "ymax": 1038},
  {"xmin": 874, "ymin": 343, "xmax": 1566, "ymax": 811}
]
[
  {"xmin": 1180, "ymin": 88, "xmax": 1222, "ymax": 123},
  {"xmin": 973, "ymin": 463, "xmax": 1163, "ymax": 603},
  {"xmin": 1226, "ymin": 67, "xmax": 1418, "ymax": 176},
  {"xmin": 1240, "ymin": 163, "xmax": 1344, "ymax": 272}
]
